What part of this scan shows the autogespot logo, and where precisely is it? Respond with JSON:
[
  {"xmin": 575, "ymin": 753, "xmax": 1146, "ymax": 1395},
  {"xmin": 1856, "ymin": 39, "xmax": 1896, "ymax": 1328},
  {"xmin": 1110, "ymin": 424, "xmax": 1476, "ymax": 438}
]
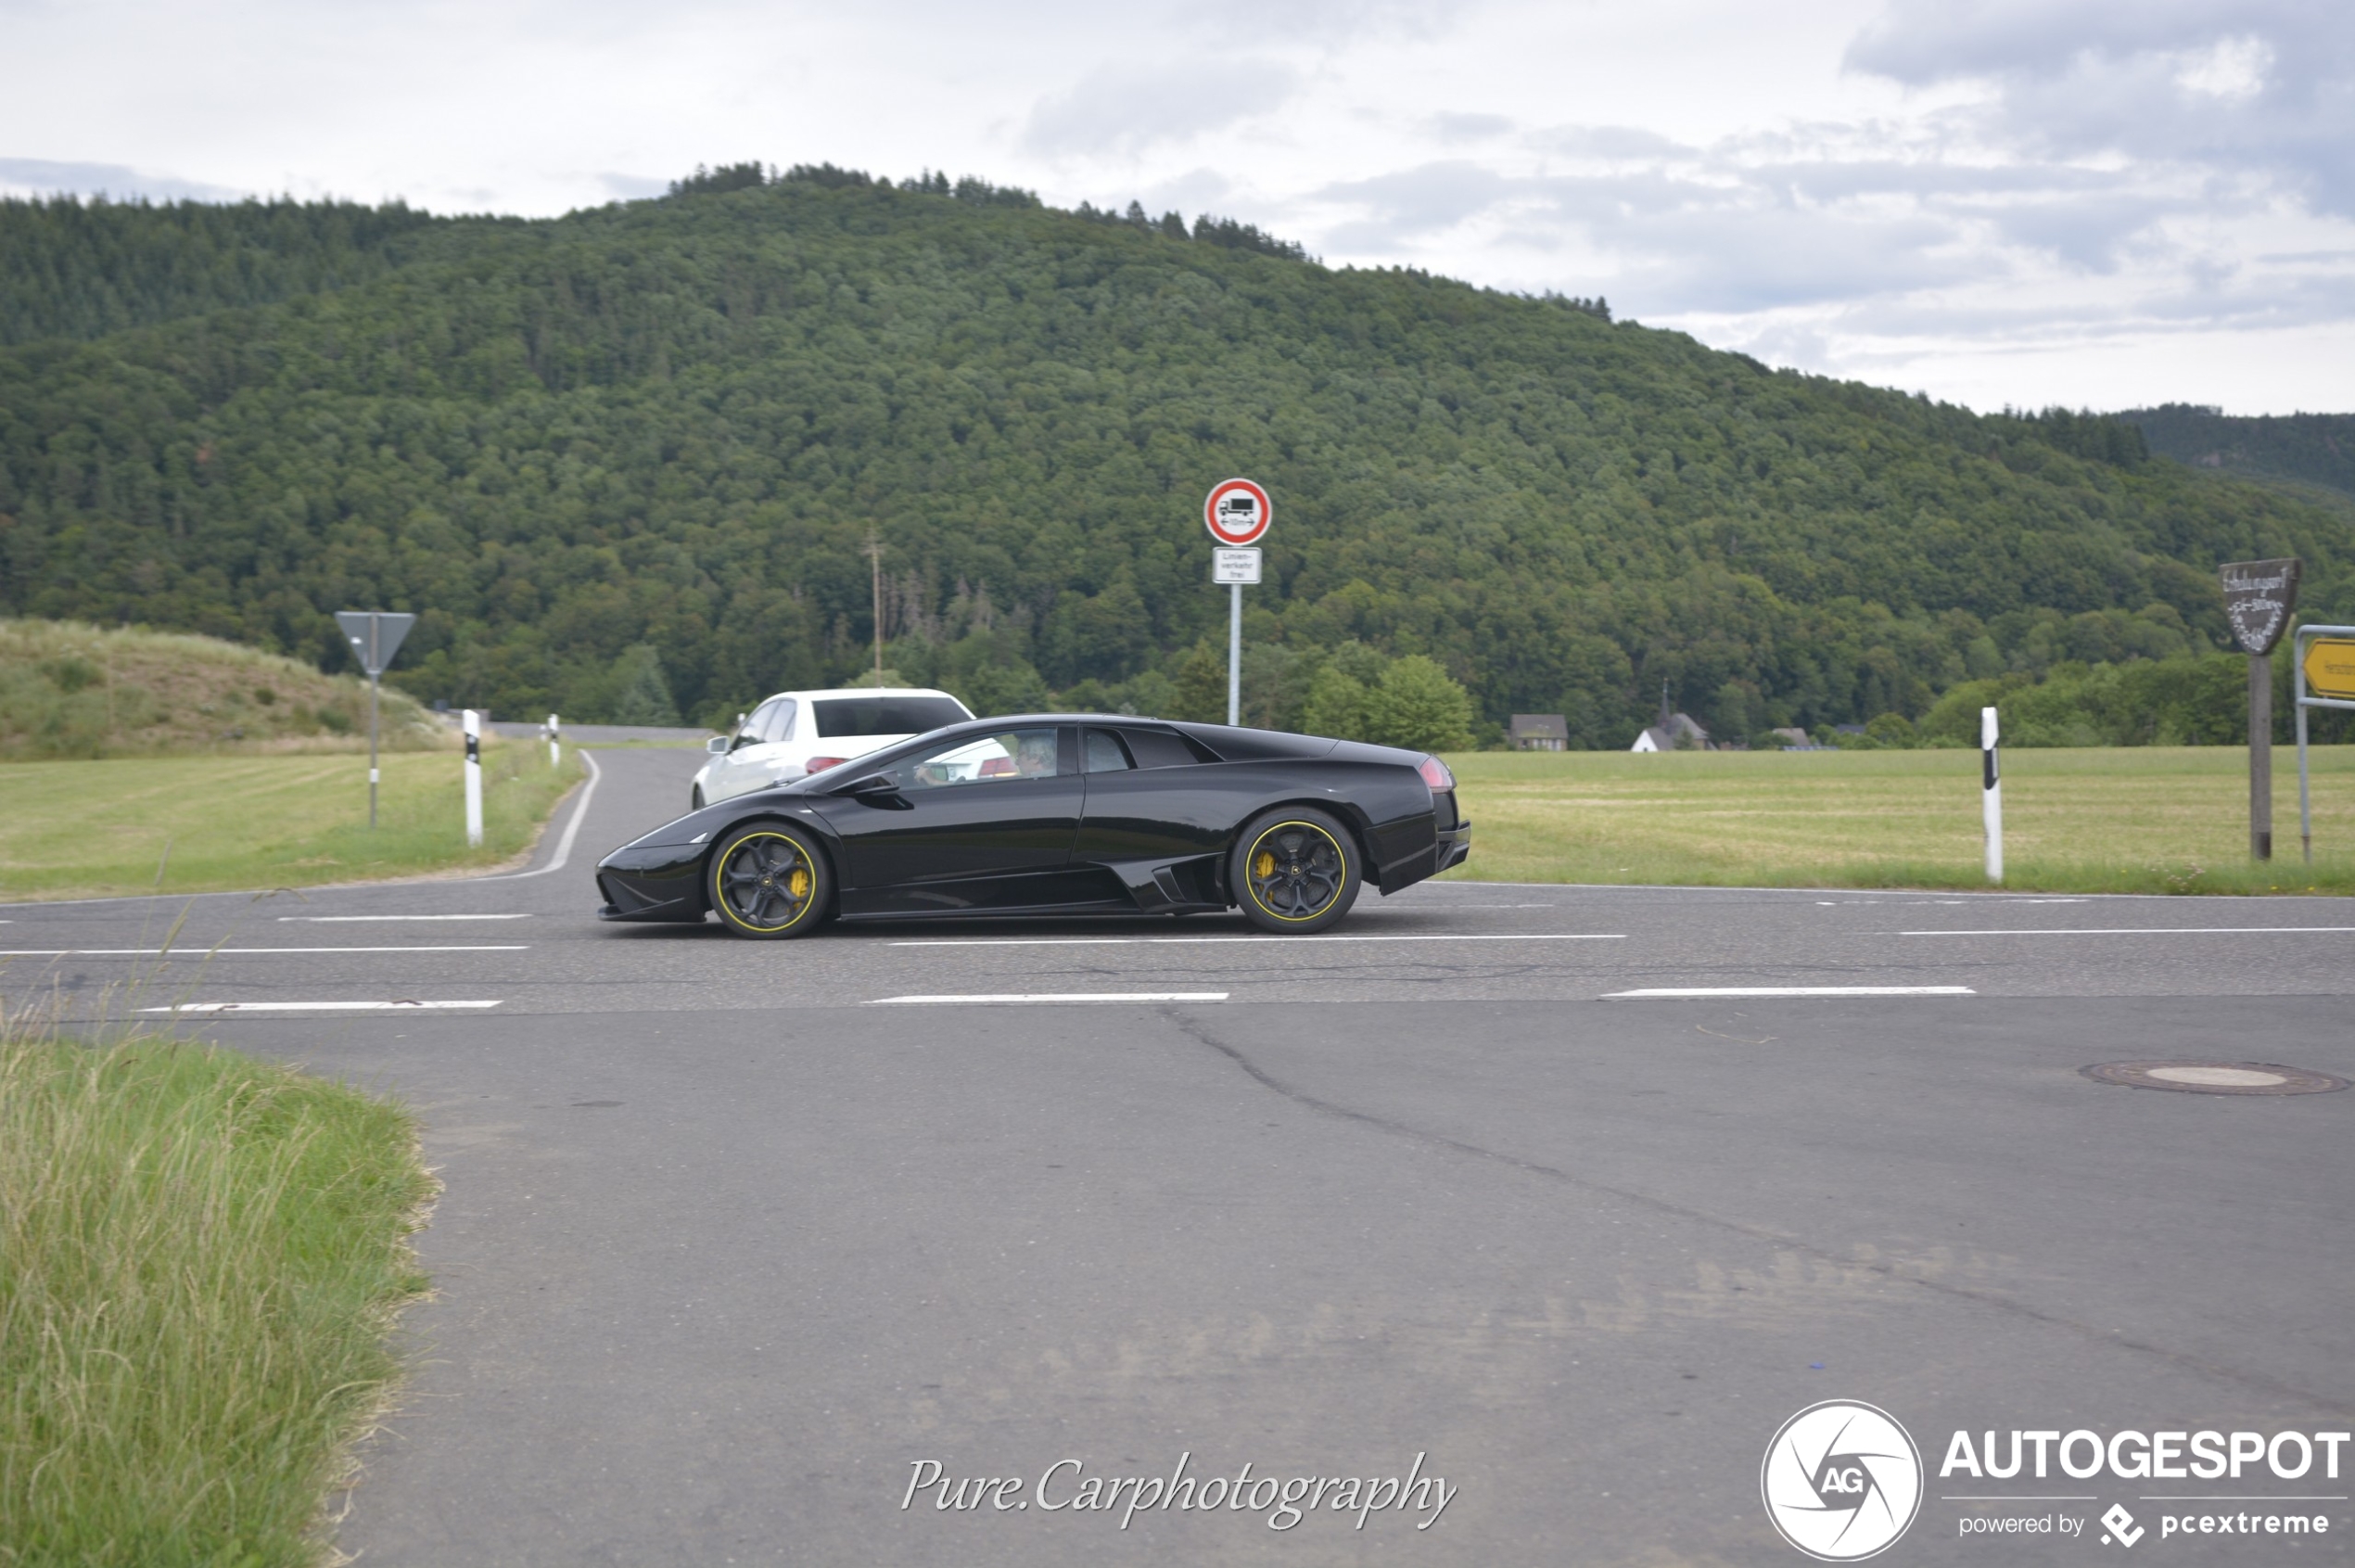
[{"xmin": 1763, "ymin": 1400, "xmax": 1925, "ymax": 1562}]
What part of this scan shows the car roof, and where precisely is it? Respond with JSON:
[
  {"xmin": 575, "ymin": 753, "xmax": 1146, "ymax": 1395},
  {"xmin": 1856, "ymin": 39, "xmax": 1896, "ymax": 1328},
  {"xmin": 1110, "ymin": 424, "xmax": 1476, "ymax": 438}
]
[{"xmin": 751, "ymin": 687, "xmax": 967, "ymax": 704}]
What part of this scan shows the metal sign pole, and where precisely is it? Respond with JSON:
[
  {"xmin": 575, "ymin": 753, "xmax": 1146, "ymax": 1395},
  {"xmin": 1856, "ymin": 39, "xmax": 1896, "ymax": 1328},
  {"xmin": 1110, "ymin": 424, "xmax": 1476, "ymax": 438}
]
[
  {"xmin": 337, "ymin": 609, "xmax": 415, "ymax": 834},
  {"xmin": 1203, "ymin": 479, "xmax": 1270, "ymax": 729},
  {"xmin": 368, "ymin": 667, "xmax": 381, "ymax": 829},
  {"xmin": 2298, "ymin": 678, "xmax": 2312, "ymax": 864},
  {"xmin": 1981, "ymin": 706, "xmax": 2002, "ymax": 885},
  {"xmin": 1228, "ymin": 581, "xmax": 1242, "ymax": 727},
  {"xmin": 2293, "ymin": 623, "xmax": 2355, "ymax": 864}
]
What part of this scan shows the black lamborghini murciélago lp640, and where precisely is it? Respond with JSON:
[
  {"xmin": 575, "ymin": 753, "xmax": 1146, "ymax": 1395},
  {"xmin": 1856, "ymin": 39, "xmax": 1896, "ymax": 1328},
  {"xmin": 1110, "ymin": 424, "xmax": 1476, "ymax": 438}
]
[{"xmin": 595, "ymin": 717, "xmax": 1471, "ymax": 937}]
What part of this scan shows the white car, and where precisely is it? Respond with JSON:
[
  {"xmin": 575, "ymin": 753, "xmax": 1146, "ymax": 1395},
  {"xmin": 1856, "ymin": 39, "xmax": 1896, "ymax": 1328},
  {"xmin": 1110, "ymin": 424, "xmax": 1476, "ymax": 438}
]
[{"xmin": 690, "ymin": 687, "xmax": 975, "ymax": 808}]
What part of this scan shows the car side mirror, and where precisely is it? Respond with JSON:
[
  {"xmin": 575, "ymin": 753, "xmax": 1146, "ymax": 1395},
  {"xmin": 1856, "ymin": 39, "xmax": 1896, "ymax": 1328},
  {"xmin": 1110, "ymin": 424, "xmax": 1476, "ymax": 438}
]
[
  {"xmin": 836, "ymin": 772, "xmax": 897, "ymax": 796},
  {"xmin": 706, "ymin": 736, "xmax": 729, "ymax": 755}
]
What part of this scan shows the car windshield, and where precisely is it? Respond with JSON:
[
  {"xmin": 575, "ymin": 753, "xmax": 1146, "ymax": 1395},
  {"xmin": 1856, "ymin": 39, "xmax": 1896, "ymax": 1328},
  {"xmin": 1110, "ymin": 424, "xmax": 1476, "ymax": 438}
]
[{"xmin": 811, "ymin": 696, "xmax": 970, "ymax": 738}]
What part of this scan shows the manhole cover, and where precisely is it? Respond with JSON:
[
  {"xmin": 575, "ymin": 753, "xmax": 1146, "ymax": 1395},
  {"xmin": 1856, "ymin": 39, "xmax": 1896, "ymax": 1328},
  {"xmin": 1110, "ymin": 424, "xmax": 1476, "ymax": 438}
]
[{"xmin": 2080, "ymin": 1062, "xmax": 2349, "ymax": 1096}]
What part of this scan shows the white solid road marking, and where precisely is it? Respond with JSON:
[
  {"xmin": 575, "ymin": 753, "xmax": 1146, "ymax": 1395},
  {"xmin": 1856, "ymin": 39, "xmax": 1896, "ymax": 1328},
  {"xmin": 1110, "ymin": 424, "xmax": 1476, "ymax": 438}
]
[
  {"xmin": 868, "ymin": 991, "xmax": 1229, "ymax": 1005},
  {"xmin": 0, "ymin": 946, "xmax": 528, "ymax": 956},
  {"xmin": 477, "ymin": 749, "xmax": 601, "ymax": 881},
  {"xmin": 888, "ymin": 934, "xmax": 1625, "ymax": 947},
  {"xmin": 139, "ymin": 1000, "xmax": 504, "ymax": 1014},
  {"xmin": 278, "ymin": 913, "xmax": 533, "ymax": 922},
  {"xmin": 1902, "ymin": 926, "xmax": 2355, "ymax": 937},
  {"xmin": 1606, "ymin": 986, "xmax": 1977, "ymax": 998}
]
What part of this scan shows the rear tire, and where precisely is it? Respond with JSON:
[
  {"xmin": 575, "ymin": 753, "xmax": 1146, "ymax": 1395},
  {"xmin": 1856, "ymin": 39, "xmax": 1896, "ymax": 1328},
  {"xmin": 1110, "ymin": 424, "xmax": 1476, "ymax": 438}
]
[
  {"xmin": 708, "ymin": 822, "xmax": 831, "ymax": 939},
  {"xmin": 1231, "ymin": 808, "xmax": 1361, "ymax": 934}
]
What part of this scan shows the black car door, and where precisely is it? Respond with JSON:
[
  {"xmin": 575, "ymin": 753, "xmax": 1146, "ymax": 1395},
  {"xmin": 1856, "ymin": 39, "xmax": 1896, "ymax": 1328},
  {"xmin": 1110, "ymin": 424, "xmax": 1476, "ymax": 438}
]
[
  {"xmin": 1067, "ymin": 726, "xmax": 1236, "ymax": 899},
  {"xmin": 814, "ymin": 725, "xmax": 1088, "ymax": 914}
]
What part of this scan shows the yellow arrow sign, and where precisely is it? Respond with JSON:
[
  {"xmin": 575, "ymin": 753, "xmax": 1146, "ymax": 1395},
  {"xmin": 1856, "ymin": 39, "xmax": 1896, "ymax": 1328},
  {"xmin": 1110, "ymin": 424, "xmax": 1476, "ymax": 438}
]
[{"xmin": 2303, "ymin": 637, "xmax": 2355, "ymax": 701}]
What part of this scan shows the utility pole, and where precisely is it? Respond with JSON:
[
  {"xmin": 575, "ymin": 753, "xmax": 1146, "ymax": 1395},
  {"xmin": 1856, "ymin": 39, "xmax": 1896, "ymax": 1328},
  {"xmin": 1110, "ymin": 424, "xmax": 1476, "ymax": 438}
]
[{"xmin": 867, "ymin": 531, "xmax": 885, "ymax": 684}]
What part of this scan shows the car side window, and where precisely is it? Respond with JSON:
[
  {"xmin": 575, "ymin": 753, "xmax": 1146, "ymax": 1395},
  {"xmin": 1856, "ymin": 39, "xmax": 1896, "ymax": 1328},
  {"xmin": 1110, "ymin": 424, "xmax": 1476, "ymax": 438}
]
[
  {"xmin": 1083, "ymin": 729, "xmax": 1133, "ymax": 773},
  {"xmin": 887, "ymin": 729, "xmax": 1060, "ymax": 791},
  {"xmin": 1118, "ymin": 727, "xmax": 1199, "ymax": 770},
  {"xmin": 764, "ymin": 699, "xmax": 796, "ymax": 744},
  {"xmin": 735, "ymin": 700, "xmax": 777, "ymax": 750}
]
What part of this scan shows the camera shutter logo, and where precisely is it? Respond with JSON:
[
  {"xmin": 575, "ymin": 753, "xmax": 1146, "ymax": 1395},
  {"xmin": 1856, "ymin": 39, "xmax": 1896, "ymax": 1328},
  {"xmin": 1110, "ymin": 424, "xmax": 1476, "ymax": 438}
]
[{"xmin": 1761, "ymin": 1400, "xmax": 1923, "ymax": 1561}]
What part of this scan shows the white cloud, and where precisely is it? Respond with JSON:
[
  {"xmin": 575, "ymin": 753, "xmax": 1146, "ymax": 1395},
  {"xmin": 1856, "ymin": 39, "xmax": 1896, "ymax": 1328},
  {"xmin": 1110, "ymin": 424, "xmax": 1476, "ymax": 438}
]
[
  {"xmin": 1021, "ymin": 58, "xmax": 1300, "ymax": 158},
  {"xmin": 0, "ymin": 156, "xmax": 243, "ymax": 202},
  {"xmin": 0, "ymin": 0, "xmax": 2348, "ymax": 412}
]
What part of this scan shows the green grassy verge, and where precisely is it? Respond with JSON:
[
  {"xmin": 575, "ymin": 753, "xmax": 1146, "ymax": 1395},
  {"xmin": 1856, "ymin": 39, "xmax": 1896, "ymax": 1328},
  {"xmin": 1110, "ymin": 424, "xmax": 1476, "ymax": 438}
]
[
  {"xmin": 0, "ymin": 1023, "xmax": 434, "ymax": 1567},
  {"xmin": 1442, "ymin": 746, "xmax": 2355, "ymax": 895},
  {"xmin": 0, "ymin": 741, "xmax": 584, "ymax": 902}
]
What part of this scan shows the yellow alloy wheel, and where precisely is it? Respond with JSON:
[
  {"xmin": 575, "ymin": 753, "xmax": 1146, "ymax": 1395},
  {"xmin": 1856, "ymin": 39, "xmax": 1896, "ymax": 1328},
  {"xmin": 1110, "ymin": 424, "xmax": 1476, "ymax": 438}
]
[
  {"xmin": 1242, "ymin": 821, "xmax": 1348, "ymax": 923},
  {"xmin": 713, "ymin": 830, "xmax": 821, "ymax": 934}
]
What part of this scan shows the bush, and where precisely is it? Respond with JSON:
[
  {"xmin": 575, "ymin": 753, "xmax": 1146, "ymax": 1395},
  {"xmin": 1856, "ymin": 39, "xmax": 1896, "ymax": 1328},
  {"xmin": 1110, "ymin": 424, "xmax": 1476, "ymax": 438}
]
[{"xmin": 1366, "ymin": 655, "xmax": 1476, "ymax": 752}]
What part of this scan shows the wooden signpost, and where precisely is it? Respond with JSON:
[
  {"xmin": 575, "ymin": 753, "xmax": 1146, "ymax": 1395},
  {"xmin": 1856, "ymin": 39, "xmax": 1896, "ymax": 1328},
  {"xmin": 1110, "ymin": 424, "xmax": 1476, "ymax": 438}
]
[{"xmin": 2220, "ymin": 559, "xmax": 2299, "ymax": 860}]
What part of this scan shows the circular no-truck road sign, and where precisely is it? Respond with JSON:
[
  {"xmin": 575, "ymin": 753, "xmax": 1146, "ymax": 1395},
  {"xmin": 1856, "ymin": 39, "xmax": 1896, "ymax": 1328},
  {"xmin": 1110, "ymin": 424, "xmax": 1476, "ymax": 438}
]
[{"xmin": 1203, "ymin": 478, "xmax": 1271, "ymax": 546}]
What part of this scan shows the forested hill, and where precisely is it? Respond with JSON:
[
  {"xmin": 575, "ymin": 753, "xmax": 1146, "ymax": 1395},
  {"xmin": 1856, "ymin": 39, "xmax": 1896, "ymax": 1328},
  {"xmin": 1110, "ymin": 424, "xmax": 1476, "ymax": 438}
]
[
  {"xmin": 2120, "ymin": 404, "xmax": 2355, "ymax": 503},
  {"xmin": 4, "ymin": 166, "xmax": 2351, "ymax": 745}
]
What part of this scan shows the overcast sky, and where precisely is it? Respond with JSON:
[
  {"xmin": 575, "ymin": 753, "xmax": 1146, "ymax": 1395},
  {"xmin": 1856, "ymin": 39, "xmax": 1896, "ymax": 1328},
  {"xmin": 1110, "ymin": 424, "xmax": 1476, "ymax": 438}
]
[{"xmin": 5, "ymin": 0, "xmax": 2349, "ymax": 414}]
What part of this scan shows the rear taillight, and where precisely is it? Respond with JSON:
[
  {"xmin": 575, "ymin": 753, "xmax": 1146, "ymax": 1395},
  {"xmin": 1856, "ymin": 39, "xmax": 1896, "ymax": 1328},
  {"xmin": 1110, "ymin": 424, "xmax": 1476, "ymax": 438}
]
[
  {"xmin": 803, "ymin": 756, "xmax": 849, "ymax": 775},
  {"xmin": 1418, "ymin": 756, "xmax": 1456, "ymax": 793}
]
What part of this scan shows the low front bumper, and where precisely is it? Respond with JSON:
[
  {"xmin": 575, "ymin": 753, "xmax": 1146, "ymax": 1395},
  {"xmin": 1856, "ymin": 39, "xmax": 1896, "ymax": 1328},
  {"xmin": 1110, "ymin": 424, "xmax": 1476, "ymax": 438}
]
[{"xmin": 594, "ymin": 844, "xmax": 709, "ymax": 923}]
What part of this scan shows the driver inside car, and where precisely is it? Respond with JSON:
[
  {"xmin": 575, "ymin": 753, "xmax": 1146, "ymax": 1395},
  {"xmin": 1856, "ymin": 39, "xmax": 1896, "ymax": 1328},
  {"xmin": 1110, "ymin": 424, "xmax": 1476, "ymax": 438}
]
[{"xmin": 1013, "ymin": 733, "xmax": 1056, "ymax": 777}]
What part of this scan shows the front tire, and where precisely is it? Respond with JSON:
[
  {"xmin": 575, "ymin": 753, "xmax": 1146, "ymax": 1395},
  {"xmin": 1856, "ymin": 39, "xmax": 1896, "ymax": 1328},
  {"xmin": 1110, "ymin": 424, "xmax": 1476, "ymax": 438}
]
[
  {"xmin": 708, "ymin": 822, "xmax": 831, "ymax": 938},
  {"xmin": 1231, "ymin": 808, "xmax": 1361, "ymax": 934}
]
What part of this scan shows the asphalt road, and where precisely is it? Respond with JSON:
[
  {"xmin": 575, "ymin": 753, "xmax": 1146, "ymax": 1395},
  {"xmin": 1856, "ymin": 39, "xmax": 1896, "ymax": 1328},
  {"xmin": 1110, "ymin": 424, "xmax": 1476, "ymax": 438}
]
[{"xmin": 6, "ymin": 746, "xmax": 2351, "ymax": 1565}]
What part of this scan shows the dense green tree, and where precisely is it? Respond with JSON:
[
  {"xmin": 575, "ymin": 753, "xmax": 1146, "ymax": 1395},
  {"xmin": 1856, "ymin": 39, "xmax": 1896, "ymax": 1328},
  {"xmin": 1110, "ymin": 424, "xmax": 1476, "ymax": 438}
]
[
  {"xmin": 3, "ymin": 170, "xmax": 2352, "ymax": 740},
  {"xmin": 1365, "ymin": 655, "xmax": 1475, "ymax": 751}
]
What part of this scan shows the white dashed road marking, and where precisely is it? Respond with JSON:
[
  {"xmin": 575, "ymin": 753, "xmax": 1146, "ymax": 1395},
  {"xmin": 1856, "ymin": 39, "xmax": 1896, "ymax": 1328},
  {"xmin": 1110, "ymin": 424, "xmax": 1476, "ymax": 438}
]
[
  {"xmin": 888, "ymin": 934, "xmax": 1624, "ymax": 947},
  {"xmin": 139, "ymin": 1000, "xmax": 505, "ymax": 1013},
  {"xmin": 277, "ymin": 913, "xmax": 534, "ymax": 922},
  {"xmin": 1606, "ymin": 986, "xmax": 1976, "ymax": 999},
  {"xmin": 868, "ymin": 992, "xmax": 1229, "ymax": 1005},
  {"xmin": 1901, "ymin": 926, "xmax": 2355, "ymax": 937},
  {"xmin": 0, "ymin": 946, "xmax": 529, "ymax": 956}
]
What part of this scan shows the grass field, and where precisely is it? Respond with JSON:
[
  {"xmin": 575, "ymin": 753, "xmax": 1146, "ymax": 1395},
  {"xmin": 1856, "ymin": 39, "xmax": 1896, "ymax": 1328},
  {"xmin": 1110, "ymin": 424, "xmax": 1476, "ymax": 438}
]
[
  {"xmin": 1441, "ymin": 746, "xmax": 2355, "ymax": 895},
  {"xmin": 0, "ymin": 1021, "xmax": 433, "ymax": 1568},
  {"xmin": 0, "ymin": 740, "xmax": 584, "ymax": 902}
]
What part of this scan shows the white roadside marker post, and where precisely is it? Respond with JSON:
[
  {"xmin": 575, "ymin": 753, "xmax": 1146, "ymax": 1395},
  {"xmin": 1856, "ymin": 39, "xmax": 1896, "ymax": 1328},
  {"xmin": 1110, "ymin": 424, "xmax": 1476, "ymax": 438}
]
[
  {"xmin": 464, "ymin": 708, "xmax": 484, "ymax": 848},
  {"xmin": 546, "ymin": 711, "xmax": 560, "ymax": 769},
  {"xmin": 1980, "ymin": 705, "xmax": 2003, "ymax": 885}
]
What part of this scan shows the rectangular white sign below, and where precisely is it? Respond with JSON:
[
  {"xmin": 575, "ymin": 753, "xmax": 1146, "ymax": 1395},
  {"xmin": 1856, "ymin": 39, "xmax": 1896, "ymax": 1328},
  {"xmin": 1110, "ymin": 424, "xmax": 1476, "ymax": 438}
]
[{"xmin": 1212, "ymin": 547, "xmax": 1262, "ymax": 584}]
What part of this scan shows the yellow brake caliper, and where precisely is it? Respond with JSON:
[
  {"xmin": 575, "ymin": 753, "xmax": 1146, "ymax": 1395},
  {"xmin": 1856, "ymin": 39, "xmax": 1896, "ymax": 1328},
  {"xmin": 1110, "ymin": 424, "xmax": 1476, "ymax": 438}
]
[
  {"xmin": 787, "ymin": 867, "xmax": 810, "ymax": 899},
  {"xmin": 1254, "ymin": 850, "xmax": 1277, "ymax": 880}
]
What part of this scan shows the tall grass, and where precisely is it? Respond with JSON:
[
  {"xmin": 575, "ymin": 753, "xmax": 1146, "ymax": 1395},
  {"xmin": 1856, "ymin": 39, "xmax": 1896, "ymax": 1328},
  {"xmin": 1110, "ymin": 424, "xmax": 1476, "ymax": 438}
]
[{"xmin": 0, "ymin": 1002, "xmax": 435, "ymax": 1567}]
